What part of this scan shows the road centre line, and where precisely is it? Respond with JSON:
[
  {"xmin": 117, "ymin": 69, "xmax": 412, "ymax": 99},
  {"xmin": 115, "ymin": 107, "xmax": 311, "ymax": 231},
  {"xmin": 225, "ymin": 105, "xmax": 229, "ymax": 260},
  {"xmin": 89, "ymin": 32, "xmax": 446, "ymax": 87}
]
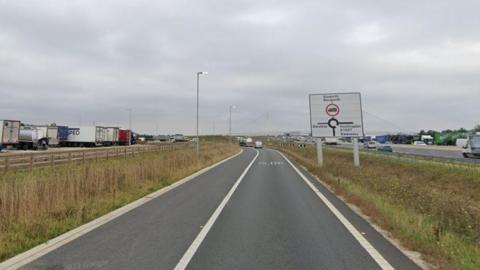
[
  {"xmin": 276, "ymin": 150, "xmax": 394, "ymax": 270},
  {"xmin": 174, "ymin": 149, "xmax": 260, "ymax": 270}
]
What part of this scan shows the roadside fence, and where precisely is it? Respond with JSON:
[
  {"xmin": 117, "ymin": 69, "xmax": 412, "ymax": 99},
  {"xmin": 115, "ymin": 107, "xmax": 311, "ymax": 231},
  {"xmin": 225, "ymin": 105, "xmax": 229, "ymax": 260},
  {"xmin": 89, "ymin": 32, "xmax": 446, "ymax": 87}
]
[{"xmin": 0, "ymin": 143, "xmax": 192, "ymax": 173}]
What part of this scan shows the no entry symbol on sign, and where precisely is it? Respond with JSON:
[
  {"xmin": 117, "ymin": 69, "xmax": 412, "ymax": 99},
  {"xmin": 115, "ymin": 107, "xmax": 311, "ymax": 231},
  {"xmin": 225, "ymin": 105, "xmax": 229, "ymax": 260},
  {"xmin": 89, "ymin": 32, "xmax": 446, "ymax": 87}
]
[{"xmin": 325, "ymin": 103, "xmax": 340, "ymax": 117}]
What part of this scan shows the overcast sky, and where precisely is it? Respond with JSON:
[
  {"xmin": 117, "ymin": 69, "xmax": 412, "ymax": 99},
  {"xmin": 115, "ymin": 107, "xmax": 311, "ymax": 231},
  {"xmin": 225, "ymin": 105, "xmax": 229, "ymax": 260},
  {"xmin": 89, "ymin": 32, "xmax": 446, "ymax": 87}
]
[{"xmin": 0, "ymin": 0, "xmax": 479, "ymax": 135}]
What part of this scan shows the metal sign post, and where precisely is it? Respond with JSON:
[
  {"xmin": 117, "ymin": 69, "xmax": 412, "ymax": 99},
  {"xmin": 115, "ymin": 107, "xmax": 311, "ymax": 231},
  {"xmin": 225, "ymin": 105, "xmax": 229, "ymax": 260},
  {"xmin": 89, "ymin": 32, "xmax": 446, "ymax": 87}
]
[
  {"xmin": 309, "ymin": 92, "xmax": 365, "ymax": 167},
  {"xmin": 316, "ymin": 138, "xmax": 323, "ymax": 167},
  {"xmin": 353, "ymin": 138, "xmax": 360, "ymax": 167}
]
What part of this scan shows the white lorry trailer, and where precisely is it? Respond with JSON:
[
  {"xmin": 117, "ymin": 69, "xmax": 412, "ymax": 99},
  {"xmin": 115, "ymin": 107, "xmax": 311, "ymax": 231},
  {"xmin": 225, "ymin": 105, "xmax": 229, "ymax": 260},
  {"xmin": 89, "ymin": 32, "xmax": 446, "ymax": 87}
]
[
  {"xmin": 65, "ymin": 126, "xmax": 105, "ymax": 147},
  {"xmin": 463, "ymin": 134, "xmax": 480, "ymax": 158},
  {"xmin": 103, "ymin": 127, "xmax": 119, "ymax": 146},
  {"xmin": 0, "ymin": 120, "xmax": 21, "ymax": 150},
  {"xmin": 19, "ymin": 126, "xmax": 49, "ymax": 150}
]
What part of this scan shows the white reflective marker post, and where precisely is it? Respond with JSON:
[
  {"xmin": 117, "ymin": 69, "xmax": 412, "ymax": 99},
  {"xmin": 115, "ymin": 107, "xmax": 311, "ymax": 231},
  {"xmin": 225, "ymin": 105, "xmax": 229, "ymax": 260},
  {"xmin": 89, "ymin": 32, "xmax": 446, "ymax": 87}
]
[
  {"xmin": 316, "ymin": 138, "xmax": 323, "ymax": 167},
  {"xmin": 353, "ymin": 138, "xmax": 360, "ymax": 167}
]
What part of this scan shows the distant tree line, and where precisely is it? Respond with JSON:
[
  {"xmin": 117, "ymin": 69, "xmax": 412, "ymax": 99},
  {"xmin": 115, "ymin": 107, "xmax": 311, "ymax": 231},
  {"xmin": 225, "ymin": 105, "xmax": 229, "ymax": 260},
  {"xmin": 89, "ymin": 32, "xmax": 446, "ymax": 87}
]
[{"xmin": 419, "ymin": 124, "xmax": 480, "ymax": 136}]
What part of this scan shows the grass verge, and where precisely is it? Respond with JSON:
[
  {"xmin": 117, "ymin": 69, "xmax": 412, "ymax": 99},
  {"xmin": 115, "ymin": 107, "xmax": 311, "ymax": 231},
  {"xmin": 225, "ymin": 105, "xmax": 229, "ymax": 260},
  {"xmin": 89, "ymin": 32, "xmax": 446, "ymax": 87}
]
[
  {"xmin": 270, "ymin": 143, "xmax": 480, "ymax": 270},
  {"xmin": 0, "ymin": 142, "xmax": 239, "ymax": 262}
]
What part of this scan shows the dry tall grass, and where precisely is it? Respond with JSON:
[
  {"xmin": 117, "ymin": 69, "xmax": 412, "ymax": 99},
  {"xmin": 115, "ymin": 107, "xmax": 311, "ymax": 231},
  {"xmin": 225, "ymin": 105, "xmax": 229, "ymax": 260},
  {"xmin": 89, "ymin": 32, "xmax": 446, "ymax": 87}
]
[
  {"xmin": 272, "ymin": 143, "xmax": 480, "ymax": 270},
  {"xmin": 0, "ymin": 142, "xmax": 238, "ymax": 261}
]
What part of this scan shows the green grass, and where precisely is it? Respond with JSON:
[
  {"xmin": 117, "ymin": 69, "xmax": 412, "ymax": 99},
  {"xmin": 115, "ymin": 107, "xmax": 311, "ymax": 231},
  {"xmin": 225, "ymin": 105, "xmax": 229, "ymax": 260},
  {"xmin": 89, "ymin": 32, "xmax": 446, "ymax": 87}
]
[
  {"xmin": 0, "ymin": 142, "xmax": 239, "ymax": 262},
  {"xmin": 271, "ymin": 143, "xmax": 480, "ymax": 270}
]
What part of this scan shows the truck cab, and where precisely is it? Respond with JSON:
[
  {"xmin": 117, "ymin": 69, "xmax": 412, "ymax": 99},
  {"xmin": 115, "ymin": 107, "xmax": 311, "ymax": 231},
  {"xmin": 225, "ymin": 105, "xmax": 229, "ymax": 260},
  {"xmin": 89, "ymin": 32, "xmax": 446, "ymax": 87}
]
[
  {"xmin": 463, "ymin": 134, "xmax": 480, "ymax": 158},
  {"xmin": 421, "ymin": 135, "xmax": 434, "ymax": 145}
]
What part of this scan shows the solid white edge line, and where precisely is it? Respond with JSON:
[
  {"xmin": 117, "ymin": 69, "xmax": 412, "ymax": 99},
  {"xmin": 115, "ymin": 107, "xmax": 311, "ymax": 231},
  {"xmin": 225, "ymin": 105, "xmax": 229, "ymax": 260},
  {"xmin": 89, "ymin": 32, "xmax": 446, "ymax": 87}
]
[
  {"xmin": 0, "ymin": 149, "xmax": 244, "ymax": 270},
  {"xmin": 276, "ymin": 150, "xmax": 395, "ymax": 270},
  {"xmin": 174, "ymin": 149, "xmax": 260, "ymax": 270}
]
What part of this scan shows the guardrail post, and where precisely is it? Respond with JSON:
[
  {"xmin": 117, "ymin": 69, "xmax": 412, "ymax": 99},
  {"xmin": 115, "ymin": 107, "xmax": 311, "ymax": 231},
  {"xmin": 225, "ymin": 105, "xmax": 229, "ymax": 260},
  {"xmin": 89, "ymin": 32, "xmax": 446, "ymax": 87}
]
[
  {"xmin": 124, "ymin": 147, "xmax": 127, "ymax": 159},
  {"xmin": 83, "ymin": 152, "xmax": 86, "ymax": 163},
  {"xmin": 68, "ymin": 152, "xmax": 72, "ymax": 164},
  {"xmin": 50, "ymin": 153, "xmax": 54, "ymax": 168},
  {"xmin": 30, "ymin": 154, "xmax": 34, "ymax": 171}
]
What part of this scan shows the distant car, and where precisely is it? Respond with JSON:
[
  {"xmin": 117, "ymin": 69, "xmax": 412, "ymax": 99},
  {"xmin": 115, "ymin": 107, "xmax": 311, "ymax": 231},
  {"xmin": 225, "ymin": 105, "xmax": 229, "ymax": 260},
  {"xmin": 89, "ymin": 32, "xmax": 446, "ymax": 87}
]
[
  {"xmin": 255, "ymin": 141, "xmax": 263, "ymax": 149},
  {"xmin": 173, "ymin": 134, "xmax": 186, "ymax": 142},
  {"xmin": 364, "ymin": 141, "xmax": 377, "ymax": 149},
  {"xmin": 413, "ymin": 141, "xmax": 427, "ymax": 146},
  {"xmin": 377, "ymin": 145, "xmax": 393, "ymax": 152}
]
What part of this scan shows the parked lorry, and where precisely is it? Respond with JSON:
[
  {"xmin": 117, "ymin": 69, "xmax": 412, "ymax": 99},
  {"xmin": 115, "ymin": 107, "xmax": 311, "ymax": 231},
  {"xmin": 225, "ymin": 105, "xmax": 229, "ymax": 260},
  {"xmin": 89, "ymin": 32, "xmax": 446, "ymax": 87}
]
[
  {"xmin": 103, "ymin": 127, "xmax": 119, "ymax": 146},
  {"xmin": 19, "ymin": 126, "xmax": 49, "ymax": 150},
  {"xmin": 118, "ymin": 129, "xmax": 131, "ymax": 146},
  {"xmin": 463, "ymin": 134, "xmax": 480, "ymax": 158},
  {"xmin": 238, "ymin": 137, "xmax": 247, "ymax": 146},
  {"xmin": 0, "ymin": 120, "xmax": 20, "ymax": 150},
  {"xmin": 65, "ymin": 126, "xmax": 105, "ymax": 147}
]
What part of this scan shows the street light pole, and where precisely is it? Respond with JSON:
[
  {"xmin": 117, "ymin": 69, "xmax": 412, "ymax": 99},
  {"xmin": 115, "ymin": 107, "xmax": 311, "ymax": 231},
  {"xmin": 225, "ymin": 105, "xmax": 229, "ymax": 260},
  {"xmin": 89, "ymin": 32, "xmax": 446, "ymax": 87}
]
[
  {"xmin": 126, "ymin": 109, "xmax": 132, "ymax": 130},
  {"xmin": 196, "ymin": 71, "xmax": 207, "ymax": 159}
]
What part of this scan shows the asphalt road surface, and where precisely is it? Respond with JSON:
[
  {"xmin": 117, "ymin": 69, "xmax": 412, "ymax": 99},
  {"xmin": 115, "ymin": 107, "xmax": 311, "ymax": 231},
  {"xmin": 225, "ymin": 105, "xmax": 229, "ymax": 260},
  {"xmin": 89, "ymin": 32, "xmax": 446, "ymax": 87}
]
[
  {"xmin": 390, "ymin": 145, "xmax": 464, "ymax": 159},
  {"xmin": 19, "ymin": 148, "xmax": 420, "ymax": 270}
]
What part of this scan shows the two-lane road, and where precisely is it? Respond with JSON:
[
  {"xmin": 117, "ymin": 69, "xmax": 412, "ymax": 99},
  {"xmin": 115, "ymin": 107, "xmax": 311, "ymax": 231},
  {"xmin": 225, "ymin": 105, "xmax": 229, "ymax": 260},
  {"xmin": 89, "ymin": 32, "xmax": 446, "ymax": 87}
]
[{"xmin": 17, "ymin": 148, "xmax": 420, "ymax": 270}]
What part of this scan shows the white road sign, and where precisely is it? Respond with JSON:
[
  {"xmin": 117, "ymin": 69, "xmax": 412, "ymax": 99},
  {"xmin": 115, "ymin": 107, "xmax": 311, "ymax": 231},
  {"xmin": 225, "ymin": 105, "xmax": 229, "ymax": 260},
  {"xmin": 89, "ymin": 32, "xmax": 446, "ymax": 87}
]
[{"xmin": 309, "ymin": 92, "xmax": 364, "ymax": 138}]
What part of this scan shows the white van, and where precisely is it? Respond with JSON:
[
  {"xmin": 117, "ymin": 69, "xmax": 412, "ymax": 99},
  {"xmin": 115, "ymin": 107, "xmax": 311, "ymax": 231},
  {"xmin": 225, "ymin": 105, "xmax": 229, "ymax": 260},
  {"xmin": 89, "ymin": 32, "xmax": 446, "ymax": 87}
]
[{"xmin": 255, "ymin": 141, "xmax": 263, "ymax": 149}]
